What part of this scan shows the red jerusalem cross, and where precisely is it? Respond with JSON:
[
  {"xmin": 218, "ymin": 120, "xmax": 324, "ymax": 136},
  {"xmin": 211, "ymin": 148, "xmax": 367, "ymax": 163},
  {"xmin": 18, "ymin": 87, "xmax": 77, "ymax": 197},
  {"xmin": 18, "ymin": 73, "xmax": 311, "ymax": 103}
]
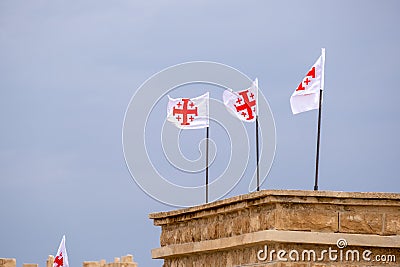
[
  {"xmin": 54, "ymin": 253, "xmax": 63, "ymax": 267},
  {"xmin": 234, "ymin": 90, "xmax": 256, "ymax": 120},
  {"xmin": 173, "ymin": 98, "xmax": 198, "ymax": 125}
]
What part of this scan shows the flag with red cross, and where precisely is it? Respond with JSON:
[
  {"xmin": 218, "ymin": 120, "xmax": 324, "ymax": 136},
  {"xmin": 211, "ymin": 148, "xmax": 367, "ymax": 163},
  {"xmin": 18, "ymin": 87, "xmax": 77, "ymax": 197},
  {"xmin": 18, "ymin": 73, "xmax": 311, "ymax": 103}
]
[
  {"xmin": 290, "ymin": 48, "xmax": 326, "ymax": 114},
  {"xmin": 53, "ymin": 235, "xmax": 69, "ymax": 267},
  {"xmin": 223, "ymin": 79, "xmax": 258, "ymax": 122},
  {"xmin": 167, "ymin": 92, "xmax": 209, "ymax": 129}
]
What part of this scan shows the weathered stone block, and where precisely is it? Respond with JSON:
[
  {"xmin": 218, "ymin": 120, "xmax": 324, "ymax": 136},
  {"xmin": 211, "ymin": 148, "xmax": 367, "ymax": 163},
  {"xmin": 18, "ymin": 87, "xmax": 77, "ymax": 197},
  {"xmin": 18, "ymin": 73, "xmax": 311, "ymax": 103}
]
[
  {"xmin": 385, "ymin": 213, "xmax": 400, "ymax": 235},
  {"xmin": 249, "ymin": 212, "xmax": 261, "ymax": 232},
  {"xmin": 0, "ymin": 258, "xmax": 16, "ymax": 267},
  {"xmin": 183, "ymin": 225, "xmax": 192, "ymax": 243},
  {"xmin": 259, "ymin": 208, "xmax": 276, "ymax": 231},
  {"xmin": 276, "ymin": 204, "xmax": 338, "ymax": 232},
  {"xmin": 340, "ymin": 212, "xmax": 382, "ymax": 234},
  {"xmin": 46, "ymin": 255, "xmax": 54, "ymax": 267},
  {"xmin": 120, "ymin": 255, "xmax": 133, "ymax": 263},
  {"xmin": 232, "ymin": 213, "xmax": 243, "ymax": 236},
  {"xmin": 241, "ymin": 213, "xmax": 251, "ymax": 235},
  {"xmin": 200, "ymin": 223, "xmax": 209, "ymax": 241},
  {"xmin": 83, "ymin": 261, "xmax": 100, "ymax": 267}
]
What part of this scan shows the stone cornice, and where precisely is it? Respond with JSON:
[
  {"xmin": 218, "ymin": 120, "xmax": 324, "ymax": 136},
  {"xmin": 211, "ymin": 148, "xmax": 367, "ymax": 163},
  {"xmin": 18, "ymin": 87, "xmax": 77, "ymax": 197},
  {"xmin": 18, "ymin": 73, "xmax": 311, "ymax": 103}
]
[
  {"xmin": 149, "ymin": 190, "xmax": 400, "ymax": 225},
  {"xmin": 152, "ymin": 230, "xmax": 400, "ymax": 259}
]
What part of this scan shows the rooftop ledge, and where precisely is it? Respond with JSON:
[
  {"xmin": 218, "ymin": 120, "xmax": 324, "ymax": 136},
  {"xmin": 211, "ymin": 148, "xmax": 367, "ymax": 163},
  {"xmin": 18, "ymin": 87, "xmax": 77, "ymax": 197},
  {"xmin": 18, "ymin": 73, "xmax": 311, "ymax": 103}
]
[{"xmin": 149, "ymin": 189, "xmax": 400, "ymax": 222}]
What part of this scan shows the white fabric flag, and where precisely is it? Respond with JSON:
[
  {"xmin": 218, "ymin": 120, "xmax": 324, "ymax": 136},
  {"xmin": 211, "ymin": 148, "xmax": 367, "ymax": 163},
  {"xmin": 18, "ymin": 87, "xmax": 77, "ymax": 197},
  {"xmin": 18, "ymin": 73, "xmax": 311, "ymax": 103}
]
[
  {"xmin": 167, "ymin": 92, "xmax": 209, "ymax": 129},
  {"xmin": 223, "ymin": 79, "xmax": 258, "ymax": 122},
  {"xmin": 53, "ymin": 235, "xmax": 69, "ymax": 267},
  {"xmin": 290, "ymin": 48, "xmax": 326, "ymax": 114}
]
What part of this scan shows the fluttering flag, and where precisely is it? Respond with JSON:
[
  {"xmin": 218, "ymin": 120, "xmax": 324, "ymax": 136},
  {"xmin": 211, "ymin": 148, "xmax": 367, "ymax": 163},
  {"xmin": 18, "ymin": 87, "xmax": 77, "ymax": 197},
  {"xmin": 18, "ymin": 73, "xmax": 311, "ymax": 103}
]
[
  {"xmin": 167, "ymin": 92, "xmax": 211, "ymax": 202},
  {"xmin": 223, "ymin": 79, "xmax": 262, "ymax": 191},
  {"xmin": 167, "ymin": 92, "xmax": 209, "ymax": 129},
  {"xmin": 53, "ymin": 235, "xmax": 69, "ymax": 267},
  {"xmin": 223, "ymin": 79, "xmax": 258, "ymax": 122},
  {"xmin": 290, "ymin": 48, "xmax": 326, "ymax": 114}
]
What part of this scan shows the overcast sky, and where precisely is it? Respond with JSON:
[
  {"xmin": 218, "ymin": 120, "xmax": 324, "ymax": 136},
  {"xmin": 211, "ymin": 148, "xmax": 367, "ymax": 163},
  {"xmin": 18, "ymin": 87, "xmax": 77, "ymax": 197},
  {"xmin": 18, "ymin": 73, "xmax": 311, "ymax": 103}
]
[{"xmin": 1, "ymin": 1, "xmax": 399, "ymax": 267}]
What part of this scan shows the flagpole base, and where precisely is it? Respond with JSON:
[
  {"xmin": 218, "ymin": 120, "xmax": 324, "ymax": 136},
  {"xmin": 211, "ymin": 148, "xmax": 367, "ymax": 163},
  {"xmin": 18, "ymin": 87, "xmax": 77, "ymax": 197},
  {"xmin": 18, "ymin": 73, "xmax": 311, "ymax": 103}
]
[{"xmin": 314, "ymin": 185, "xmax": 318, "ymax": 191}]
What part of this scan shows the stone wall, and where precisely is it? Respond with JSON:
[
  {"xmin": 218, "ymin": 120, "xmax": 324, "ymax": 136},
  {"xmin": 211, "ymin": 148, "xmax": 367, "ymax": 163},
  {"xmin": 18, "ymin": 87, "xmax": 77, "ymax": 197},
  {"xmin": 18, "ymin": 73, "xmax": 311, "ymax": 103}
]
[
  {"xmin": 149, "ymin": 190, "xmax": 400, "ymax": 267},
  {"xmin": 83, "ymin": 254, "xmax": 138, "ymax": 267},
  {"xmin": 0, "ymin": 254, "xmax": 138, "ymax": 267}
]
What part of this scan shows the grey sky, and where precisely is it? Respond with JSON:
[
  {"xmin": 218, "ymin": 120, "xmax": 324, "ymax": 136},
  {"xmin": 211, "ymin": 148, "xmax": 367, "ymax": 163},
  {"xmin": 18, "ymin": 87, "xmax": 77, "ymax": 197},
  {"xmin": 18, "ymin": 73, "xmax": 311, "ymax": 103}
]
[{"xmin": 1, "ymin": 1, "xmax": 399, "ymax": 267}]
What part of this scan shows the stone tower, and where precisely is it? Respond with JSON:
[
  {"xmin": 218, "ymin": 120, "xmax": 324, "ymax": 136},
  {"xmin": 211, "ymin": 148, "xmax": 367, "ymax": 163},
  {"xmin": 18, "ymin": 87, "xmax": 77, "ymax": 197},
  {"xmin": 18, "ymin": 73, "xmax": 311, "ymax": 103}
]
[{"xmin": 150, "ymin": 190, "xmax": 400, "ymax": 266}]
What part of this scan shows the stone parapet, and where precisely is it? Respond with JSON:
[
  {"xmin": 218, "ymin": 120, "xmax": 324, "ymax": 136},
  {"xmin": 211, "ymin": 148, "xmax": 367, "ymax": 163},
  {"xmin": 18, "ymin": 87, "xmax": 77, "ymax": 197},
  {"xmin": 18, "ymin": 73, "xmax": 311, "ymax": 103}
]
[
  {"xmin": 1, "ymin": 254, "xmax": 138, "ymax": 267},
  {"xmin": 82, "ymin": 254, "xmax": 138, "ymax": 267}
]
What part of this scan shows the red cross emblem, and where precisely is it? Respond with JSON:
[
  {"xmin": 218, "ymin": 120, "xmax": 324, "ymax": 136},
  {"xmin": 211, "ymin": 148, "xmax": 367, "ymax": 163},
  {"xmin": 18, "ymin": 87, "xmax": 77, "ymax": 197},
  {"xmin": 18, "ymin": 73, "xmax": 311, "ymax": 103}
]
[
  {"xmin": 234, "ymin": 90, "xmax": 256, "ymax": 120},
  {"xmin": 173, "ymin": 98, "xmax": 198, "ymax": 126},
  {"xmin": 54, "ymin": 252, "xmax": 63, "ymax": 267},
  {"xmin": 296, "ymin": 66, "xmax": 316, "ymax": 91}
]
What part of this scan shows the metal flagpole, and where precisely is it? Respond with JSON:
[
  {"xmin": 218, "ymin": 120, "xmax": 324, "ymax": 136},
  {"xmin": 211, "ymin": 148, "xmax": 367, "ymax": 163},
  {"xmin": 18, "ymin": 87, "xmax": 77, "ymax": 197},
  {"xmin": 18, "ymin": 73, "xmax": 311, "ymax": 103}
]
[
  {"xmin": 255, "ymin": 115, "xmax": 260, "ymax": 191},
  {"xmin": 314, "ymin": 89, "xmax": 323, "ymax": 191},
  {"xmin": 206, "ymin": 126, "xmax": 209, "ymax": 203}
]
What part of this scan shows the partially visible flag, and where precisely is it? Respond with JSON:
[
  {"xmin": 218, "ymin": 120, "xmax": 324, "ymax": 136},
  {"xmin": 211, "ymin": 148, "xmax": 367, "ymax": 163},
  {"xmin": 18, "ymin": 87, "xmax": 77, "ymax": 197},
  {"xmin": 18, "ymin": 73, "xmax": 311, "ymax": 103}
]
[
  {"xmin": 53, "ymin": 235, "xmax": 69, "ymax": 267},
  {"xmin": 290, "ymin": 48, "xmax": 326, "ymax": 114},
  {"xmin": 223, "ymin": 78, "xmax": 258, "ymax": 122},
  {"xmin": 167, "ymin": 92, "xmax": 209, "ymax": 129}
]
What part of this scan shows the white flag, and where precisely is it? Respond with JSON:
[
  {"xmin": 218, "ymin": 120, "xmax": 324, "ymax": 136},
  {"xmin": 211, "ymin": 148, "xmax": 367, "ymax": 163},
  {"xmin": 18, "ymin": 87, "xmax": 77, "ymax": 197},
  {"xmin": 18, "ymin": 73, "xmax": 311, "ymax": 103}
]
[
  {"xmin": 167, "ymin": 92, "xmax": 209, "ymax": 129},
  {"xmin": 223, "ymin": 79, "xmax": 258, "ymax": 122},
  {"xmin": 290, "ymin": 48, "xmax": 326, "ymax": 114},
  {"xmin": 53, "ymin": 235, "xmax": 69, "ymax": 267}
]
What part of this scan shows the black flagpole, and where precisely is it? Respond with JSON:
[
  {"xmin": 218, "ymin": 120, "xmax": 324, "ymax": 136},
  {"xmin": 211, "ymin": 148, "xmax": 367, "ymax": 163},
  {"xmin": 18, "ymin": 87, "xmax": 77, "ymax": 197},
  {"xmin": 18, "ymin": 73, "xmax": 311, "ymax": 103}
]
[
  {"xmin": 206, "ymin": 126, "xmax": 209, "ymax": 203},
  {"xmin": 314, "ymin": 89, "xmax": 323, "ymax": 191},
  {"xmin": 256, "ymin": 115, "xmax": 260, "ymax": 191}
]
